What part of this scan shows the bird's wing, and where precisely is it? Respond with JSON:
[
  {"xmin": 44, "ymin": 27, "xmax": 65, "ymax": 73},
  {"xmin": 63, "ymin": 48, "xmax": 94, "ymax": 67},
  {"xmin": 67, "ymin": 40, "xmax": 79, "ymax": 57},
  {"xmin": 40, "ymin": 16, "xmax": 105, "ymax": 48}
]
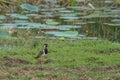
[{"xmin": 35, "ymin": 50, "xmax": 43, "ymax": 59}]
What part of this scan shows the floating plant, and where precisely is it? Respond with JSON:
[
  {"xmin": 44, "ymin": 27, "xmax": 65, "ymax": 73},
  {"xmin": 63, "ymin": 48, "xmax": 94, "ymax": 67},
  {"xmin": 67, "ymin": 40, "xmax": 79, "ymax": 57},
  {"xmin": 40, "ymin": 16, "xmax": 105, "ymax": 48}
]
[
  {"xmin": 41, "ymin": 12, "xmax": 54, "ymax": 17},
  {"xmin": 15, "ymin": 22, "xmax": 30, "ymax": 26},
  {"xmin": 26, "ymin": 14, "xmax": 39, "ymax": 17},
  {"xmin": 59, "ymin": 10, "xmax": 74, "ymax": 13},
  {"xmin": 59, "ymin": 13, "xmax": 77, "ymax": 17},
  {"xmin": 40, "ymin": 8, "xmax": 50, "ymax": 11},
  {"xmin": 41, "ymin": 12, "xmax": 53, "ymax": 15},
  {"xmin": 81, "ymin": 13, "xmax": 110, "ymax": 18},
  {"xmin": 111, "ymin": 19, "xmax": 120, "ymax": 23},
  {"xmin": 0, "ymin": 15, "xmax": 6, "ymax": 20},
  {"xmin": 68, "ymin": 6, "xmax": 84, "ymax": 10},
  {"xmin": 14, "ymin": 20, "xmax": 29, "ymax": 23},
  {"xmin": 45, "ymin": 31, "xmax": 78, "ymax": 37},
  {"xmin": 46, "ymin": 19, "xmax": 60, "ymax": 26},
  {"xmin": 16, "ymin": 23, "xmax": 58, "ymax": 30},
  {"xmin": 45, "ymin": 31, "xmax": 60, "ymax": 35},
  {"xmin": 45, "ymin": 0, "xmax": 57, "ymax": 3},
  {"xmin": 0, "ymin": 23, "xmax": 17, "ymax": 29},
  {"xmin": 111, "ymin": 9, "xmax": 120, "ymax": 14},
  {"xmin": 50, "ymin": 8, "xmax": 66, "ymax": 11},
  {"xmin": 105, "ymin": 0, "xmax": 113, "ymax": 3},
  {"xmin": 57, "ymin": 25, "xmax": 81, "ymax": 30},
  {"xmin": 87, "ymin": 21, "xmax": 96, "ymax": 24},
  {"xmin": 75, "ymin": 22, "xmax": 87, "ymax": 25},
  {"xmin": 54, "ymin": 31, "xmax": 78, "ymax": 37},
  {"xmin": 7, "ymin": 13, "xmax": 28, "ymax": 19},
  {"xmin": 41, "ymin": 26, "xmax": 58, "ymax": 30},
  {"xmin": 17, "ymin": 26, "xmax": 39, "ymax": 29},
  {"xmin": 20, "ymin": 4, "xmax": 39, "ymax": 12},
  {"xmin": 105, "ymin": 23, "xmax": 120, "ymax": 27},
  {"xmin": 60, "ymin": 16, "xmax": 79, "ymax": 20},
  {"xmin": 69, "ymin": 6, "xmax": 92, "ymax": 11},
  {"xmin": 0, "ymin": 32, "xmax": 10, "ymax": 38}
]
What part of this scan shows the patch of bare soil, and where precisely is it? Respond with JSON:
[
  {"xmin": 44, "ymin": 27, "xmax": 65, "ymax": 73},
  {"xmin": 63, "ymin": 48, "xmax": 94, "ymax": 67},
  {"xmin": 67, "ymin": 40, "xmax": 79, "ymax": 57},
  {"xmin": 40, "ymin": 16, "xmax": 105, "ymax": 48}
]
[
  {"xmin": 0, "ymin": 69, "xmax": 9, "ymax": 79},
  {"xmin": 22, "ymin": 66, "xmax": 43, "ymax": 71},
  {"xmin": 12, "ymin": 66, "xmax": 43, "ymax": 77},
  {"xmin": 90, "ymin": 65, "xmax": 120, "ymax": 80},
  {"xmin": 2, "ymin": 56, "xmax": 29, "ymax": 67},
  {"xmin": 98, "ymin": 48, "xmax": 120, "ymax": 54},
  {"xmin": 11, "ymin": 64, "xmax": 120, "ymax": 80},
  {"xmin": 13, "ymin": 65, "xmax": 54, "ymax": 75},
  {"xmin": 91, "ymin": 65, "xmax": 120, "ymax": 73},
  {"xmin": 0, "ymin": 74, "xmax": 6, "ymax": 78},
  {"xmin": 12, "ymin": 69, "xmax": 27, "ymax": 77},
  {"xmin": 11, "ymin": 65, "xmax": 88, "ymax": 80}
]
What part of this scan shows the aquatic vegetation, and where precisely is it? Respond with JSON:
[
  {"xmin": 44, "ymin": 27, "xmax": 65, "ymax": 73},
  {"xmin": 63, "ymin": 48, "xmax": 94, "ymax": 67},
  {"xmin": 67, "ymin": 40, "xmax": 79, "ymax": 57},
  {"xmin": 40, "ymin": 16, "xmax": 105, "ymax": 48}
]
[
  {"xmin": 60, "ymin": 16, "xmax": 79, "ymax": 20},
  {"xmin": 45, "ymin": 31, "xmax": 78, "ymax": 37},
  {"xmin": 20, "ymin": 4, "xmax": 39, "ymax": 12},
  {"xmin": 0, "ymin": 0, "xmax": 119, "ymax": 41},
  {"xmin": 0, "ymin": 32, "xmax": 10, "ymax": 38},
  {"xmin": 0, "ymin": 23, "xmax": 17, "ymax": 29},
  {"xmin": 46, "ymin": 19, "xmax": 60, "ymax": 26},
  {"xmin": 58, "ymin": 25, "xmax": 81, "ymax": 30},
  {"xmin": 0, "ymin": 15, "xmax": 6, "ymax": 20}
]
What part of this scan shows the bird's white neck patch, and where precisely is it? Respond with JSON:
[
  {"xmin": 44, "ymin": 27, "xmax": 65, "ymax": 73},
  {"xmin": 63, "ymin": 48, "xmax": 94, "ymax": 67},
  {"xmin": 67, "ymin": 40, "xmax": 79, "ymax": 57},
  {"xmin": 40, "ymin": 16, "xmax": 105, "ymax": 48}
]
[{"xmin": 43, "ymin": 45, "xmax": 46, "ymax": 48}]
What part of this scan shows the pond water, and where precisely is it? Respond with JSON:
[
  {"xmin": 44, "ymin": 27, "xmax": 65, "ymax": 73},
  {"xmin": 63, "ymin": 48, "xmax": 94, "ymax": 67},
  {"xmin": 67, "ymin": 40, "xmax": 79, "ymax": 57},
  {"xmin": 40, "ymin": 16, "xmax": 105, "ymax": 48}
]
[{"xmin": 0, "ymin": 0, "xmax": 120, "ymax": 42}]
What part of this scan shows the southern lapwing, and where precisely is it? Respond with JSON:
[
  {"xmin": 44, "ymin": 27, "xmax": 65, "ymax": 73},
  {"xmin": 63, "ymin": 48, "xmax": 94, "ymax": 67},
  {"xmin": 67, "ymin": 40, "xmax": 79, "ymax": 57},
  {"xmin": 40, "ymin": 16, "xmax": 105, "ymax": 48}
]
[{"xmin": 35, "ymin": 44, "xmax": 48, "ymax": 59}]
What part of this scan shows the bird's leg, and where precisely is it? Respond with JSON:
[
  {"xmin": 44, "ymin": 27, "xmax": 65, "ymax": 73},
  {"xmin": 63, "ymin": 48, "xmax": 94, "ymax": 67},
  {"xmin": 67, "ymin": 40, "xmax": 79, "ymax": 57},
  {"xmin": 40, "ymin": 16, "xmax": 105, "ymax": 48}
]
[{"xmin": 40, "ymin": 56, "xmax": 44, "ymax": 64}]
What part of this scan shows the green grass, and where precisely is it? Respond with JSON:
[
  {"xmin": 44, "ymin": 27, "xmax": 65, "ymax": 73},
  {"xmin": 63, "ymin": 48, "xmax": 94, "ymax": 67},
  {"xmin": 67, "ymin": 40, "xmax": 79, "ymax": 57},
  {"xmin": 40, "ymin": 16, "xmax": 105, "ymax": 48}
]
[{"xmin": 0, "ymin": 38, "xmax": 120, "ymax": 80}]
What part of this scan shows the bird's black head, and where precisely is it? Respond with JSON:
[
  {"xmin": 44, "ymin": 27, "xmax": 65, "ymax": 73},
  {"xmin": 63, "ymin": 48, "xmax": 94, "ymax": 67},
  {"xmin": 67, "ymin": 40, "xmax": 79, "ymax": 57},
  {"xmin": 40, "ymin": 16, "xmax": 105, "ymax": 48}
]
[{"xmin": 44, "ymin": 44, "xmax": 48, "ymax": 47}]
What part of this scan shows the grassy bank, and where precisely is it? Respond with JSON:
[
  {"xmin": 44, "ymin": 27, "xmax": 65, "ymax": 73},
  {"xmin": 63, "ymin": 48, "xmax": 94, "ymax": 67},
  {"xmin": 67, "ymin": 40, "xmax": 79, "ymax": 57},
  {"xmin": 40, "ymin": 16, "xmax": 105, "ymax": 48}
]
[{"xmin": 0, "ymin": 39, "xmax": 120, "ymax": 80}]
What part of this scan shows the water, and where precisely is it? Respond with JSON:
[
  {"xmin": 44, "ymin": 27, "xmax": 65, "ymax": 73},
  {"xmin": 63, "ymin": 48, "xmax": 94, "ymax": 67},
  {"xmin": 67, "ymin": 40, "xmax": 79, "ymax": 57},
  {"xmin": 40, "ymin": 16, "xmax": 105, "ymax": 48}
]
[
  {"xmin": 0, "ymin": 44, "xmax": 14, "ymax": 50},
  {"xmin": 0, "ymin": 1, "xmax": 120, "ymax": 42}
]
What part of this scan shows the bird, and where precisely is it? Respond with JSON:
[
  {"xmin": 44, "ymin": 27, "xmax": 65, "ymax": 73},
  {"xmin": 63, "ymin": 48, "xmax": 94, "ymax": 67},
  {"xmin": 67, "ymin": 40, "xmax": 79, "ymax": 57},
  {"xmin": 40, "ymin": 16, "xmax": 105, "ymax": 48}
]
[{"xmin": 35, "ymin": 44, "xmax": 48, "ymax": 59}]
